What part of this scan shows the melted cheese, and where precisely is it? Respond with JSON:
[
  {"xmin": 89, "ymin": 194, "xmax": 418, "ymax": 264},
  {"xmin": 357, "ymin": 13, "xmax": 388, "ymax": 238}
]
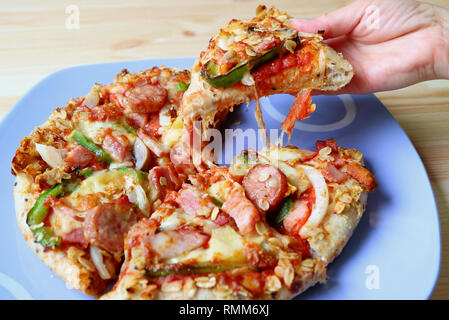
[
  {"xmin": 158, "ymin": 210, "xmax": 193, "ymax": 231},
  {"xmin": 162, "ymin": 116, "xmax": 183, "ymax": 148},
  {"xmin": 70, "ymin": 170, "xmax": 125, "ymax": 197},
  {"xmin": 253, "ymin": 88, "xmax": 269, "ymax": 146},
  {"xmin": 49, "ymin": 209, "xmax": 83, "ymax": 236},
  {"xmin": 168, "ymin": 225, "xmax": 246, "ymax": 264},
  {"xmin": 260, "ymin": 147, "xmax": 304, "ymax": 162},
  {"xmin": 206, "ymin": 180, "xmax": 234, "ymax": 203},
  {"xmin": 76, "ymin": 120, "xmax": 136, "ymax": 145}
]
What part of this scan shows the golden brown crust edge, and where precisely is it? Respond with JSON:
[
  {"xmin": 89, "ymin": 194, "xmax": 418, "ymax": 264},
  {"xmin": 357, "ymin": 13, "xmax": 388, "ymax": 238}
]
[
  {"xmin": 307, "ymin": 191, "xmax": 368, "ymax": 264},
  {"xmin": 13, "ymin": 173, "xmax": 107, "ymax": 296},
  {"xmin": 100, "ymin": 258, "xmax": 327, "ymax": 300}
]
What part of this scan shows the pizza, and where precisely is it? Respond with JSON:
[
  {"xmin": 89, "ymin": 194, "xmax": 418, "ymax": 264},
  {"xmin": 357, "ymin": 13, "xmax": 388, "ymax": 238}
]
[
  {"xmin": 180, "ymin": 5, "xmax": 353, "ymax": 135},
  {"xmin": 12, "ymin": 66, "xmax": 193, "ymax": 295},
  {"xmin": 101, "ymin": 141, "xmax": 376, "ymax": 299},
  {"xmin": 10, "ymin": 5, "xmax": 377, "ymax": 300}
]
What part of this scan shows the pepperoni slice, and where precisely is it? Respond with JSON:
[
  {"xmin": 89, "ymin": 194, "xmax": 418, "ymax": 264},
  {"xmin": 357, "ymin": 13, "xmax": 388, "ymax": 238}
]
[
  {"xmin": 84, "ymin": 200, "xmax": 139, "ymax": 253},
  {"xmin": 242, "ymin": 164, "xmax": 288, "ymax": 211}
]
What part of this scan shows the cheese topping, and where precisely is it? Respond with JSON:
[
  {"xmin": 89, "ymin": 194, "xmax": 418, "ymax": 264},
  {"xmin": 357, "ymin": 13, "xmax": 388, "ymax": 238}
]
[{"xmin": 167, "ymin": 225, "xmax": 246, "ymax": 264}]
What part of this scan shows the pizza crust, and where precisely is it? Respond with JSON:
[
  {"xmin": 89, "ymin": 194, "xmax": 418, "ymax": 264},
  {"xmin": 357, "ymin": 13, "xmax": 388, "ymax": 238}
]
[
  {"xmin": 321, "ymin": 45, "xmax": 354, "ymax": 91},
  {"xmin": 13, "ymin": 173, "xmax": 107, "ymax": 296},
  {"xmin": 306, "ymin": 191, "xmax": 368, "ymax": 263},
  {"xmin": 100, "ymin": 258, "xmax": 327, "ymax": 300}
]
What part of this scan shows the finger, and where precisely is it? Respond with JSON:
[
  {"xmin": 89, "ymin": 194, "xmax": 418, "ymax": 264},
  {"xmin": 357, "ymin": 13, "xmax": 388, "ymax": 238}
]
[
  {"xmin": 290, "ymin": 18, "xmax": 330, "ymax": 35},
  {"xmin": 311, "ymin": 74, "xmax": 374, "ymax": 96},
  {"xmin": 291, "ymin": 0, "xmax": 368, "ymax": 39}
]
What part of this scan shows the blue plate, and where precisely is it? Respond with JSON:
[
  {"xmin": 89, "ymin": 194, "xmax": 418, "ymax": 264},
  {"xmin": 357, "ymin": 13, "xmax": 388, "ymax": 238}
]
[{"xmin": 0, "ymin": 58, "xmax": 440, "ymax": 300}]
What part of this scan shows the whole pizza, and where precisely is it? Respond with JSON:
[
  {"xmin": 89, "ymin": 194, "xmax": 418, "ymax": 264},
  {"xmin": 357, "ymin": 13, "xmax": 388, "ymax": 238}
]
[{"xmin": 11, "ymin": 6, "xmax": 377, "ymax": 299}]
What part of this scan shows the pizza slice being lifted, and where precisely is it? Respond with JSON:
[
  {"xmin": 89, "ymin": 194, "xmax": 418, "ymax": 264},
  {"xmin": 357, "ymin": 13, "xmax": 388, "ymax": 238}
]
[{"xmin": 180, "ymin": 5, "xmax": 353, "ymax": 135}]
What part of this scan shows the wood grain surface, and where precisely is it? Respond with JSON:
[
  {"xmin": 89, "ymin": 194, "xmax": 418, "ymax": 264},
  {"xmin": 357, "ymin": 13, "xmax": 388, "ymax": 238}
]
[{"xmin": 1, "ymin": 0, "xmax": 448, "ymax": 299}]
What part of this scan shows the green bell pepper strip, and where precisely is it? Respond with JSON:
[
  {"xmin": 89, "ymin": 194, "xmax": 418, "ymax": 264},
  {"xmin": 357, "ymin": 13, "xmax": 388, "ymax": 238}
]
[
  {"xmin": 112, "ymin": 122, "xmax": 137, "ymax": 135},
  {"xmin": 273, "ymin": 195, "xmax": 293, "ymax": 224},
  {"xmin": 79, "ymin": 167, "xmax": 93, "ymax": 178},
  {"xmin": 32, "ymin": 226, "xmax": 61, "ymax": 248},
  {"xmin": 250, "ymin": 45, "xmax": 283, "ymax": 70},
  {"xmin": 175, "ymin": 81, "xmax": 189, "ymax": 92},
  {"xmin": 26, "ymin": 184, "xmax": 63, "ymax": 226},
  {"xmin": 26, "ymin": 177, "xmax": 84, "ymax": 248},
  {"xmin": 211, "ymin": 197, "xmax": 223, "ymax": 208},
  {"xmin": 201, "ymin": 61, "xmax": 248, "ymax": 88},
  {"xmin": 116, "ymin": 167, "xmax": 148, "ymax": 184},
  {"xmin": 26, "ymin": 183, "xmax": 64, "ymax": 248},
  {"xmin": 146, "ymin": 263, "xmax": 249, "ymax": 278},
  {"xmin": 71, "ymin": 130, "xmax": 112, "ymax": 164},
  {"xmin": 63, "ymin": 180, "xmax": 79, "ymax": 193},
  {"xmin": 201, "ymin": 45, "xmax": 284, "ymax": 88}
]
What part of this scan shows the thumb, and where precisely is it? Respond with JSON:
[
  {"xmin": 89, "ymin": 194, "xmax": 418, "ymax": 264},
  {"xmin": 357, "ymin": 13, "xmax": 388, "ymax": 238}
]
[{"xmin": 290, "ymin": 0, "xmax": 369, "ymax": 39}]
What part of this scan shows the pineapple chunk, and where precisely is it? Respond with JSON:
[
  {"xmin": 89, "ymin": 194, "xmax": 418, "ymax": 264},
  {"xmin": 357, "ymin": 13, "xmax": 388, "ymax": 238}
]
[{"xmin": 162, "ymin": 116, "xmax": 183, "ymax": 148}]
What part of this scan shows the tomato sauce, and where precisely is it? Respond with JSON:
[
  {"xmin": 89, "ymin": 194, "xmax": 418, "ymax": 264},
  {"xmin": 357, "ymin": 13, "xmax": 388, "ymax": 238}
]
[
  {"xmin": 299, "ymin": 187, "xmax": 316, "ymax": 210},
  {"xmin": 252, "ymin": 49, "xmax": 314, "ymax": 90},
  {"xmin": 143, "ymin": 112, "xmax": 161, "ymax": 139},
  {"xmin": 89, "ymin": 103, "xmax": 124, "ymax": 122}
]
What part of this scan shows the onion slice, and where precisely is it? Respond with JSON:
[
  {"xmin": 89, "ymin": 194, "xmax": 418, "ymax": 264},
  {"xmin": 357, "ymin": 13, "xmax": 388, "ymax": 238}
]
[
  {"xmin": 35, "ymin": 143, "xmax": 65, "ymax": 168},
  {"xmin": 298, "ymin": 165, "xmax": 329, "ymax": 237},
  {"xmin": 133, "ymin": 137, "xmax": 151, "ymax": 171},
  {"xmin": 84, "ymin": 84, "xmax": 101, "ymax": 109},
  {"xmin": 137, "ymin": 129, "xmax": 168, "ymax": 157},
  {"xmin": 159, "ymin": 104, "xmax": 176, "ymax": 127},
  {"xmin": 125, "ymin": 180, "xmax": 151, "ymax": 216},
  {"xmin": 109, "ymin": 161, "xmax": 134, "ymax": 170},
  {"xmin": 89, "ymin": 245, "xmax": 111, "ymax": 280}
]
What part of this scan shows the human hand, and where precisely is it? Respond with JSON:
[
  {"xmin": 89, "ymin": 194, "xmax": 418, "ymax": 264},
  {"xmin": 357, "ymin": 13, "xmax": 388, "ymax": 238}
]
[{"xmin": 291, "ymin": 0, "xmax": 449, "ymax": 94}]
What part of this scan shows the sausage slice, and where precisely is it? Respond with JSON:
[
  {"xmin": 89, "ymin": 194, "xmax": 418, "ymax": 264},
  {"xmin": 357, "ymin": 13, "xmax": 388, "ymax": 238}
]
[
  {"xmin": 242, "ymin": 164, "xmax": 288, "ymax": 211},
  {"xmin": 126, "ymin": 84, "xmax": 167, "ymax": 113},
  {"xmin": 84, "ymin": 200, "xmax": 139, "ymax": 253}
]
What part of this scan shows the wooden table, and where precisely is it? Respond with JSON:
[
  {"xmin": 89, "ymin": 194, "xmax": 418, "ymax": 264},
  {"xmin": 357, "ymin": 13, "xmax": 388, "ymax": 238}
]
[{"xmin": 1, "ymin": 0, "xmax": 448, "ymax": 299}]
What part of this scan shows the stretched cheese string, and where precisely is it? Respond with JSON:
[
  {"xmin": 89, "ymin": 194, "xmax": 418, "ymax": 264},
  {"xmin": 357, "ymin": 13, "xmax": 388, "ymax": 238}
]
[{"xmin": 253, "ymin": 86, "xmax": 272, "ymax": 148}]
